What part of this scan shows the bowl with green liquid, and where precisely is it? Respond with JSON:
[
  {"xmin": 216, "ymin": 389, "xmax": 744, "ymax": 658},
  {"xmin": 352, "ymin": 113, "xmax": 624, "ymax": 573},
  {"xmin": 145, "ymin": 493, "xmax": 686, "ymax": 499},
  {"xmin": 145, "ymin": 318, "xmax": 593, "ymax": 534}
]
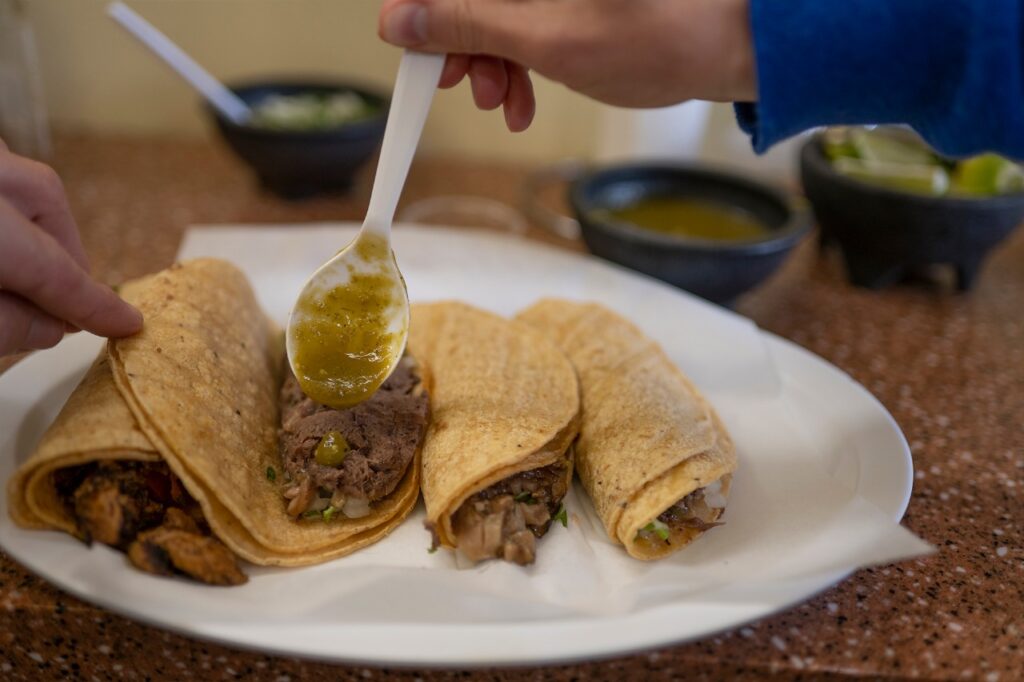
[{"xmin": 569, "ymin": 163, "xmax": 809, "ymax": 305}]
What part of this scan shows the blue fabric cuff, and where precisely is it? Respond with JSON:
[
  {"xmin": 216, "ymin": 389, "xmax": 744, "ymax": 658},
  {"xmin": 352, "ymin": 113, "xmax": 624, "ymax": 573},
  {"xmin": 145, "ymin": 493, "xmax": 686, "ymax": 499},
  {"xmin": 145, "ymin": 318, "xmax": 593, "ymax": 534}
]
[{"xmin": 737, "ymin": 0, "xmax": 1024, "ymax": 159}]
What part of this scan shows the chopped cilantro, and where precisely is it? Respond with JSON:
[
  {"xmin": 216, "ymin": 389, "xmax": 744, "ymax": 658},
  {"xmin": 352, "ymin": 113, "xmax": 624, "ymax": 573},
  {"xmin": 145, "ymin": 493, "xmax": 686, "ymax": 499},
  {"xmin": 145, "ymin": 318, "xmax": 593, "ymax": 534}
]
[
  {"xmin": 301, "ymin": 509, "xmax": 321, "ymax": 519},
  {"xmin": 265, "ymin": 466, "xmax": 276, "ymax": 482},
  {"xmin": 514, "ymin": 491, "xmax": 536, "ymax": 504},
  {"xmin": 553, "ymin": 504, "xmax": 568, "ymax": 528},
  {"xmin": 322, "ymin": 506, "xmax": 337, "ymax": 522},
  {"xmin": 640, "ymin": 519, "xmax": 671, "ymax": 541}
]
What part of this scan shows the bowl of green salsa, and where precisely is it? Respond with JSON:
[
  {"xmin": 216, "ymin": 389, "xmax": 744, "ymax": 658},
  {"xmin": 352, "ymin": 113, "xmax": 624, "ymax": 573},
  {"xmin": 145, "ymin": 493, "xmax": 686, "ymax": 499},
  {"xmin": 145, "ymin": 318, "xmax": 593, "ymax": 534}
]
[
  {"xmin": 568, "ymin": 164, "xmax": 809, "ymax": 304},
  {"xmin": 592, "ymin": 196, "xmax": 771, "ymax": 243},
  {"xmin": 208, "ymin": 80, "xmax": 388, "ymax": 199}
]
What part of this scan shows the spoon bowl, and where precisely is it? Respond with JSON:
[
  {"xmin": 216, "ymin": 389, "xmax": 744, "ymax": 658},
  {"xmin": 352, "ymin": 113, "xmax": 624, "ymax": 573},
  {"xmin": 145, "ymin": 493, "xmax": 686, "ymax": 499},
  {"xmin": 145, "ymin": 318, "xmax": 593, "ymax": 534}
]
[
  {"xmin": 286, "ymin": 227, "xmax": 409, "ymax": 409},
  {"xmin": 286, "ymin": 51, "xmax": 445, "ymax": 408}
]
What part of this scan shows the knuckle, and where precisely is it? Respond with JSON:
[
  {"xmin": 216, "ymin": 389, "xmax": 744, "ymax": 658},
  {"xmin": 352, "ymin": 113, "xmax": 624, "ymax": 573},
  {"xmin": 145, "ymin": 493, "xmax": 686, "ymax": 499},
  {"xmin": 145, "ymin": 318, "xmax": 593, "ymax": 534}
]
[
  {"xmin": 527, "ymin": 38, "xmax": 554, "ymax": 71},
  {"xmin": 27, "ymin": 315, "xmax": 63, "ymax": 350},
  {"xmin": 37, "ymin": 322, "xmax": 64, "ymax": 349},
  {"xmin": 524, "ymin": 27, "xmax": 564, "ymax": 72},
  {"xmin": 452, "ymin": 0, "xmax": 480, "ymax": 53},
  {"xmin": 26, "ymin": 248, "xmax": 72, "ymax": 297},
  {"xmin": 0, "ymin": 297, "xmax": 28, "ymax": 354},
  {"xmin": 32, "ymin": 162, "xmax": 66, "ymax": 204},
  {"xmin": 23, "ymin": 245, "xmax": 86, "ymax": 310},
  {"xmin": 0, "ymin": 333, "xmax": 20, "ymax": 356},
  {"xmin": 71, "ymin": 291, "xmax": 111, "ymax": 329},
  {"xmin": 0, "ymin": 194, "xmax": 15, "ymax": 217},
  {"xmin": 0, "ymin": 329, "xmax": 20, "ymax": 357}
]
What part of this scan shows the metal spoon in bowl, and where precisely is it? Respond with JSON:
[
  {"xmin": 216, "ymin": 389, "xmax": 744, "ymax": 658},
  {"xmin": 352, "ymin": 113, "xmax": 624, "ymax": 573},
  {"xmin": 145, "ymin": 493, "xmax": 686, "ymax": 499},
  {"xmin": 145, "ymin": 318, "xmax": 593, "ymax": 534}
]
[{"xmin": 285, "ymin": 51, "xmax": 445, "ymax": 409}]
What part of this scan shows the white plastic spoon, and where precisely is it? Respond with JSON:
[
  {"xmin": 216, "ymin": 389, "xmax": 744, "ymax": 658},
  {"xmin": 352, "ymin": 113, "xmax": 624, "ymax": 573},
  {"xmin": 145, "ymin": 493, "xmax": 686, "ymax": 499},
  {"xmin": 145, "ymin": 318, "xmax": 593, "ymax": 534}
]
[
  {"xmin": 285, "ymin": 51, "xmax": 445, "ymax": 409},
  {"xmin": 107, "ymin": 1, "xmax": 251, "ymax": 124}
]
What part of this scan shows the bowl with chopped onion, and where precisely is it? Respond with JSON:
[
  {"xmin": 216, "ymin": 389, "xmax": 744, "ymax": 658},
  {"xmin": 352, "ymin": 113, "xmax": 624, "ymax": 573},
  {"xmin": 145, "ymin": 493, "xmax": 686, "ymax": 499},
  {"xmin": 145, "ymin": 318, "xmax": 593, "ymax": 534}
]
[{"xmin": 209, "ymin": 79, "xmax": 388, "ymax": 199}]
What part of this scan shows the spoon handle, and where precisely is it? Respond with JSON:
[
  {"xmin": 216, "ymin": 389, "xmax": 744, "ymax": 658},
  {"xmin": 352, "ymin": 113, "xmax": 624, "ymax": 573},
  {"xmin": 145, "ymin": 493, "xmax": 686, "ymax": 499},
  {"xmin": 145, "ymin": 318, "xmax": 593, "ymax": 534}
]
[
  {"xmin": 363, "ymin": 51, "xmax": 446, "ymax": 237},
  {"xmin": 107, "ymin": 2, "xmax": 252, "ymax": 125}
]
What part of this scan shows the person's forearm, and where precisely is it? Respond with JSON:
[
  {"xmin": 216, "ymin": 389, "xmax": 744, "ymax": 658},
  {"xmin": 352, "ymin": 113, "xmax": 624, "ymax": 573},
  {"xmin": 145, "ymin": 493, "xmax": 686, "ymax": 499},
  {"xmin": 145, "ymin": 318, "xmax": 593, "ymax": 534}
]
[{"xmin": 737, "ymin": 0, "xmax": 1024, "ymax": 158}]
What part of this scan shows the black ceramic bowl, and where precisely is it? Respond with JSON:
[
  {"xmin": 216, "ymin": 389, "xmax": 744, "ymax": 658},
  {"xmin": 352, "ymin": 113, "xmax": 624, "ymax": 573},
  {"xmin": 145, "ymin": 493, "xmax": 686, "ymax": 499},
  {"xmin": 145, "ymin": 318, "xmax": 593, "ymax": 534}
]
[
  {"xmin": 800, "ymin": 134, "xmax": 1024, "ymax": 290},
  {"xmin": 569, "ymin": 164, "xmax": 809, "ymax": 304},
  {"xmin": 209, "ymin": 80, "xmax": 389, "ymax": 199}
]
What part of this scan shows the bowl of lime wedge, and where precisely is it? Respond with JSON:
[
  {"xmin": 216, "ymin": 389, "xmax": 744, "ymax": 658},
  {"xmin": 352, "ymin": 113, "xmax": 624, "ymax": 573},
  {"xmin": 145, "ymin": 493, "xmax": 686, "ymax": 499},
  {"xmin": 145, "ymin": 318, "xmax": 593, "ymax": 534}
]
[{"xmin": 800, "ymin": 127, "xmax": 1024, "ymax": 290}]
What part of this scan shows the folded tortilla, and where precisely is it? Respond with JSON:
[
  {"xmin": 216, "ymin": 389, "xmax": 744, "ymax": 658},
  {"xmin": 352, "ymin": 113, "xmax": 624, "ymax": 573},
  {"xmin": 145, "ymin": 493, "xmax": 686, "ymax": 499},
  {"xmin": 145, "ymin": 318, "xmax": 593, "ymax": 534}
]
[
  {"xmin": 407, "ymin": 301, "xmax": 580, "ymax": 552},
  {"xmin": 516, "ymin": 299, "xmax": 737, "ymax": 560},
  {"xmin": 8, "ymin": 259, "xmax": 420, "ymax": 567}
]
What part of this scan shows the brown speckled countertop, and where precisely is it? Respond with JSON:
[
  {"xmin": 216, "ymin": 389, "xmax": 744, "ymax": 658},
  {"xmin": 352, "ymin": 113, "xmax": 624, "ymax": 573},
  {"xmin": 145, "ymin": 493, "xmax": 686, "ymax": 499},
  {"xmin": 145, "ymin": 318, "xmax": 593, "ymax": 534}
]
[{"xmin": 1, "ymin": 134, "xmax": 1021, "ymax": 681}]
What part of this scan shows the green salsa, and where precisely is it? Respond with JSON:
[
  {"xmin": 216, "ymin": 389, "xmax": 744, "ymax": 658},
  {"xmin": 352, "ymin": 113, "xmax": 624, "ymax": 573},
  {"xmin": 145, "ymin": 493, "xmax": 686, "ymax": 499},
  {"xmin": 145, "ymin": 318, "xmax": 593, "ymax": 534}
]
[
  {"xmin": 290, "ymin": 234, "xmax": 402, "ymax": 409},
  {"xmin": 595, "ymin": 197, "xmax": 767, "ymax": 242},
  {"xmin": 315, "ymin": 431, "xmax": 350, "ymax": 467}
]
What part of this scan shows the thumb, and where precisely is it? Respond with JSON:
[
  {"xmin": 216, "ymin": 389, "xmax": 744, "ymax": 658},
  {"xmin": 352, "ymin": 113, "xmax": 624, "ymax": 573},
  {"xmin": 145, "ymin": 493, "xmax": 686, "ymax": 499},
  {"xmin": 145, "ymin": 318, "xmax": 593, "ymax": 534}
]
[{"xmin": 379, "ymin": 0, "xmax": 533, "ymax": 61}]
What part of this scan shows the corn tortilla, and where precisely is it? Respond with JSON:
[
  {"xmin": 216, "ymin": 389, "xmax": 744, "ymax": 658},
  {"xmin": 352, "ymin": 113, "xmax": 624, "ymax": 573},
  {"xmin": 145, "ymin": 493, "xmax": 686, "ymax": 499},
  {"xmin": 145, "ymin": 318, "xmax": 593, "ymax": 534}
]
[
  {"xmin": 407, "ymin": 301, "xmax": 580, "ymax": 549},
  {"xmin": 516, "ymin": 299, "xmax": 736, "ymax": 560},
  {"xmin": 9, "ymin": 259, "xmax": 421, "ymax": 567}
]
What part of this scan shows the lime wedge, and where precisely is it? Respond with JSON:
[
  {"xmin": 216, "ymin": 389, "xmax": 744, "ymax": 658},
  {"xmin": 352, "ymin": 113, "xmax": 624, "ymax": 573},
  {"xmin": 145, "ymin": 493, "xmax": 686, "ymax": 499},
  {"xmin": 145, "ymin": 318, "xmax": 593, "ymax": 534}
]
[
  {"xmin": 951, "ymin": 153, "xmax": 1024, "ymax": 196},
  {"xmin": 822, "ymin": 127, "xmax": 858, "ymax": 161},
  {"xmin": 850, "ymin": 129, "xmax": 938, "ymax": 166},
  {"xmin": 833, "ymin": 157, "xmax": 950, "ymax": 196}
]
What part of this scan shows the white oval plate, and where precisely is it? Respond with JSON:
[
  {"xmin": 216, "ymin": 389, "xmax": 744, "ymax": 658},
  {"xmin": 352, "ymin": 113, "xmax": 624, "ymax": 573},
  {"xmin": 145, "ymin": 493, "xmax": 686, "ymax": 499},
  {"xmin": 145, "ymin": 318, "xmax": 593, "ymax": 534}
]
[{"xmin": 0, "ymin": 226, "xmax": 913, "ymax": 667}]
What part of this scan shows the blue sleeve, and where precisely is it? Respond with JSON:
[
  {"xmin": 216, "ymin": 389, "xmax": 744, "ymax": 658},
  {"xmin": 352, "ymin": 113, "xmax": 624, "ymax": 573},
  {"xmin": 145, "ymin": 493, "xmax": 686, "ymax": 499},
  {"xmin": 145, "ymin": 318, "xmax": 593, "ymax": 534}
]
[{"xmin": 735, "ymin": 0, "xmax": 1024, "ymax": 158}]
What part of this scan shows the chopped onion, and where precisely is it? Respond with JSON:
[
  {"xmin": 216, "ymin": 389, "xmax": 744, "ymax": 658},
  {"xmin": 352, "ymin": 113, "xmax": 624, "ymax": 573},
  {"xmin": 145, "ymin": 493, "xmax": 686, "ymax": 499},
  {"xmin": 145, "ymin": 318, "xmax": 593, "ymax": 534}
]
[
  {"xmin": 306, "ymin": 495, "xmax": 330, "ymax": 513},
  {"xmin": 330, "ymin": 489, "xmax": 347, "ymax": 509},
  {"xmin": 703, "ymin": 479, "xmax": 728, "ymax": 509},
  {"xmin": 342, "ymin": 497, "xmax": 371, "ymax": 518}
]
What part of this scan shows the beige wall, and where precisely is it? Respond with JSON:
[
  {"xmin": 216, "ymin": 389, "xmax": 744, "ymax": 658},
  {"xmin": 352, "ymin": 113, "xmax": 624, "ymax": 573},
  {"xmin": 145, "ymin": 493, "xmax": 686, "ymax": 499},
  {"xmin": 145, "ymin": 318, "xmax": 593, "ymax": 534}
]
[{"xmin": 27, "ymin": 0, "xmax": 602, "ymax": 161}]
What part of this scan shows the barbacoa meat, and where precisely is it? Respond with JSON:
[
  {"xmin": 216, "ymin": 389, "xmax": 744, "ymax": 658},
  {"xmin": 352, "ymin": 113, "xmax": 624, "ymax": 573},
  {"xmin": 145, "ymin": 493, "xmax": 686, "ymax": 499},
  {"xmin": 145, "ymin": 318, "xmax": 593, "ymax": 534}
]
[
  {"xmin": 55, "ymin": 461, "xmax": 247, "ymax": 585},
  {"xmin": 449, "ymin": 459, "xmax": 569, "ymax": 566},
  {"xmin": 278, "ymin": 355, "xmax": 429, "ymax": 517},
  {"xmin": 657, "ymin": 487, "xmax": 725, "ymax": 531}
]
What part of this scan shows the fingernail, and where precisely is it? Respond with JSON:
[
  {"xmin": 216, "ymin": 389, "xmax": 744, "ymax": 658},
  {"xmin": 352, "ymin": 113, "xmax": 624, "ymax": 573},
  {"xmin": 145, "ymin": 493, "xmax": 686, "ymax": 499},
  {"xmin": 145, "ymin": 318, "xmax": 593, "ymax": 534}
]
[{"xmin": 382, "ymin": 3, "xmax": 428, "ymax": 45}]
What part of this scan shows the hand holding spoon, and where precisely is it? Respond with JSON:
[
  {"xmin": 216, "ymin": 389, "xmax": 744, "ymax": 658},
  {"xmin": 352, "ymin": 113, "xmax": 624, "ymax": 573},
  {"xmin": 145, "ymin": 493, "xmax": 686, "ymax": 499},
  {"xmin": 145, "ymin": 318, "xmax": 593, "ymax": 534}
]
[{"xmin": 286, "ymin": 51, "xmax": 445, "ymax": 408}]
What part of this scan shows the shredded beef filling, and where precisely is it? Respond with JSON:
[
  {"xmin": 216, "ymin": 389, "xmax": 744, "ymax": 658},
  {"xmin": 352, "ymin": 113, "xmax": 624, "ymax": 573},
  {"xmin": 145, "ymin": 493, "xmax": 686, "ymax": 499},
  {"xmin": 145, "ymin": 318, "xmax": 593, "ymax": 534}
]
[
  {"xmin": 449, "ymin": 460, "xmax": 569, "ymax": 566},
  {"xmin": 278, "ymin": 355, "xmax": 429, "ymax": 518},
  {"xmin": 635, "ymin": 486, "xmax": 725, "ymax": 548},
  {"xmin": 55, "ymin": 461, "xmax": 246, "ymax": 585}
]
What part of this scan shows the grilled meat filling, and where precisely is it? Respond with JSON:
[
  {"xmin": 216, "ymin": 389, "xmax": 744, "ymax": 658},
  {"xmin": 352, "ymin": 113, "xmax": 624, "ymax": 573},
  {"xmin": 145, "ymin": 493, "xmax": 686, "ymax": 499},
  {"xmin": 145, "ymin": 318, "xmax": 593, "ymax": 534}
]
[
  {"xmin": 449, "ymin": 460, "xmax": 569, "ymax": 566},
  {"xmin": 127, "ymin": 507, "xmax": 246, "ymax": 586},
  {"xmin": 54, "ymin": 461, "xmax": 246, "ymax": 585}
]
